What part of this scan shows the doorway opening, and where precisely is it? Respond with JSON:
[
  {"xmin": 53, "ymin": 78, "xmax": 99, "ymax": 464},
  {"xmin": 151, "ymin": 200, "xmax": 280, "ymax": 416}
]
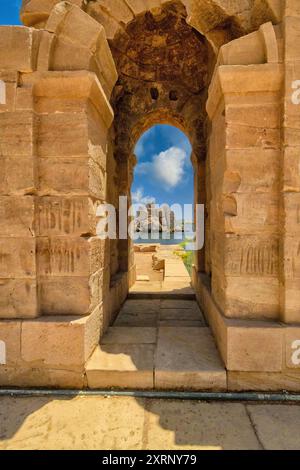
[
  {"xmin": 132, "ymin": 124, "xmax": 194, "ymax": 282},
  {"xmin": 106, "ymin": 1, "xmax": 213, "ymax": 296}
]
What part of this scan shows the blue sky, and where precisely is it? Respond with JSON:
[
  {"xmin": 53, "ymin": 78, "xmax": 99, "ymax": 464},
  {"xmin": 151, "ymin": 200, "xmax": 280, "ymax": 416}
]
[
  {"xmin": 0, "ymin": 1, "xmax": 22, "ymax": 25},
  {"xmin": 0, "ymin": 4, "xmax": 194, "ymax": 218},
  {"xmin": 133, "ymin": 125, "xmax": 194, "ymax": 218}
]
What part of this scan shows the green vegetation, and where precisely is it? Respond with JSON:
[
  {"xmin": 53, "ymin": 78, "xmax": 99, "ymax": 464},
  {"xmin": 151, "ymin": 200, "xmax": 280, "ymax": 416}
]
[{"xmin": 174, "ymin": 240, "xmax": 194, "ymax": 276}]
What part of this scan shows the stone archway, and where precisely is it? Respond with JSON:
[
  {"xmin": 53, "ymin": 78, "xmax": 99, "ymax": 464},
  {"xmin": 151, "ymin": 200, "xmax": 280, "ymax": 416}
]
[
  {"xmin": 106, "ymin": 1, "xmax": 211, "ymax": 299},
  {"xmin": 1, "ymin": 0, "xmax": 300, "ymax": 390}
]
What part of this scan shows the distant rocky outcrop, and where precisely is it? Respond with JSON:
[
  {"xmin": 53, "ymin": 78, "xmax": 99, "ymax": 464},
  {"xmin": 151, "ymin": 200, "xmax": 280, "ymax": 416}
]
[{"xmin": 135, "ymin": 204, "xmax": 175, "ymax": 233}]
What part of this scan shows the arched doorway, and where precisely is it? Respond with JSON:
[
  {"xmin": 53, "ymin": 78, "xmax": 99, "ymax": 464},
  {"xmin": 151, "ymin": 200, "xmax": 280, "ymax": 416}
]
[
  {"xmin": 132, "ymin": 124, "xmax": 194, "ymax": 280},
  {"xmin": 1, "ymin": 0, "xmax": 296, "ymax": 390},
  {"xmin": 106, "ymin": 2, "xmax": 211, "ymax": 310}
]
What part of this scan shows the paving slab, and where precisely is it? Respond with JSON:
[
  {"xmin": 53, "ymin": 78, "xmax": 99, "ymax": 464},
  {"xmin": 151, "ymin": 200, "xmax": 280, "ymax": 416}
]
[
  {"xmin": 101, "ymin": 327, "xmax": 157, "ymax": 345},
  {"xmin": 129, "ymin": 291, "xmax": 195, "ymax": 300},
  {"xmin": 160, "ymin": 284, "xmax": 194, "ymax": 296},
  {"xmin": 114, "ymin": 299, "xmax": 160, "ymax": 327},
  {"xmin": 144, "ymin": 401, "xmax": 261, "ymax": 450},
  {"xmin": 161, "ymin": 300, "xmax": 198, "ymax": 309},
  {"xmin": 164, "ymin": 263, "xmax": 190, "ymax": 278},
  {"xmin": 136, "ymin": 275, "xmax": 150, "ymax": 281},
  {"xmin": 0, "ymin": 396, "xmax": 145, "ymax": 450},
  {"xmin": 159, "ymin": 320, "xmax": 206, "ymax": 327},
  {"xmin": 114, "ymin": 311, "xmax": 158, "ymax": 327},
  {"xmin": 130, "ymin": 282, "xmax": 162, "ymax": 293},
  {"xmin": 86, "ymin": 345, "xmax": 155, "ymax": 389},
  {"xmin": 120, "ymin": 299, "xmax": 160, "ymax": 314},
  {"xmin": 1, "ymin": 397, "xmax": 300, "ymax": 450},
  {"xmin": 246, "ymin": 405, "xmax": 300, "ymax": 450},
  {"xmin": 159, "ymin": 307, "xmax": 205, "ymax": 322},
  {"xmin": 163, "ymin": 277, "xmax": 192, "ymax": 285},
  {"xmin": 155, "ymin": 327, "xmax": 226, "ymax": 390}
]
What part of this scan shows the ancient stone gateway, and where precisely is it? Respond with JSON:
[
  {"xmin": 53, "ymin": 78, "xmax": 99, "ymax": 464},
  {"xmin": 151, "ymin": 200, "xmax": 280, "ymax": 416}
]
[{"xmin": 0, "ymin": 0, "xmax": 300, "ymax": 391}]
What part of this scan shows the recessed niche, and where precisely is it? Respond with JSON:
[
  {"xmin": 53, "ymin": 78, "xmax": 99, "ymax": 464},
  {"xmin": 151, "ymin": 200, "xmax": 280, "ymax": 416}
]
[
  {"xmin": 150, "ymin": 88, "xmax": 159, "ymax": 100},
  {"xmin": 169, "ymin": 90, "xmax": 178, "ymax": 101}
]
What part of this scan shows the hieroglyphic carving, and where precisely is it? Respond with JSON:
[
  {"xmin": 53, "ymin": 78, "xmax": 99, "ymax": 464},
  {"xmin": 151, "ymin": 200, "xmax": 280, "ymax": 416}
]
[
  {"xmin": 240, "ymin": 243, "xmax": 278, "ymax": 276},
  {"xmin": 38, "ymin": 199, "xmax": 87, "ymax": 235},
  {"xmin": 292, "ymin": 242, "xmax": 300, "ymax": 278},
  {"xmin": 0, "ymin": 253, "xmax": 9, "ymax": 274},
  {"xmin": 214, "ymin": 235, "xmax": 279, "ymax": 278},
  {"xmin": 38, "ymin": 239, "xmax": 84, "ymax": 275},
  {"xmin": 38, "ymin": 237, "xmax": 105, "ymax": 276},
  {"xmin": 0, "ymin": 80, "xmax": 5, "ymax": 105}
]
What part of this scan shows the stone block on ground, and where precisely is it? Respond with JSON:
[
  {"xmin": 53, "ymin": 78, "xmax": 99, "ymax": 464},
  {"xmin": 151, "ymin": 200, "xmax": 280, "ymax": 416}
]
[{"xmin": 21, "ymin": 306, "xmax": 102, "ymax": 371}]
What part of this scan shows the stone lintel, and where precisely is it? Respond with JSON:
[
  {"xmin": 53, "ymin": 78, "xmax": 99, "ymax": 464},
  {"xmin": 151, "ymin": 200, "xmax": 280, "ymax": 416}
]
[{"xmin": 207, "ymin": 63, "xmax": 284, "ymax": 119}]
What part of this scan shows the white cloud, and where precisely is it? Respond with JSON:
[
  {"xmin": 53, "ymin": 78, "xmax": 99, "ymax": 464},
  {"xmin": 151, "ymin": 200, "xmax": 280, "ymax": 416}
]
[
  {"xmin": 135, "ymin": 147, "xmax": 187, "ymax": 189},
  {"xmin": 153, "ymin": 147, "xmax": 187, "ymax": 189},
  {"xmin": 132, "ymin": 187, "xmax": 156, "ymax": 205}
]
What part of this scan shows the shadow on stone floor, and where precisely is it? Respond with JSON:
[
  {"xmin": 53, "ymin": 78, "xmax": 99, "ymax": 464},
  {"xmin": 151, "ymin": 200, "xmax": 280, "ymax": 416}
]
[
  {"xmin": 1, "ymin": 395, "xmax": 300, "ymax": 449},
  {"xmin": 0, "ymin": 395, "xmax": 258, "ymax": 450},
  {"xmin": 0, "ymin": 396, "xmax": 60, "ymax": 442}
]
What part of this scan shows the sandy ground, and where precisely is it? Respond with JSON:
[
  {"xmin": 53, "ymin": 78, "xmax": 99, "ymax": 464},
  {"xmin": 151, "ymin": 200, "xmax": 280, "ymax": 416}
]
[{"xmin": 0, "ymin": 396, "xmax": 300, "ymax": 450}]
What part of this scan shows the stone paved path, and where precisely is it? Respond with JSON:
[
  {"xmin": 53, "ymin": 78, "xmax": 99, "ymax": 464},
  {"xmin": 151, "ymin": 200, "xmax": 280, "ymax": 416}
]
[
  {"xmin": 0, "ymin": 396, "xmax": 300, "ymax": 450},
  {"xmin": 86, "ymin": 298, "xmax": 226, "ymax": 390},
  {"xmin": 86, "ymin": 250, "xmax": 227, "ymax": 390}
]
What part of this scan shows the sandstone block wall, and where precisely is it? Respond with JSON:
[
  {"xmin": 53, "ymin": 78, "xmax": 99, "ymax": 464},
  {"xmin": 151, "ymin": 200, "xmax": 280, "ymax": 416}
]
[
  {"xmin": 281, "ymin": 0, "xmax": 300, "ymax": 323},
  {"xmin": 207, "ymin": 61, "xmax": 283, "ymax": 320},
  {"xmin": 34, "ymin": 72, "xmax": 111, "ymax": 317}
]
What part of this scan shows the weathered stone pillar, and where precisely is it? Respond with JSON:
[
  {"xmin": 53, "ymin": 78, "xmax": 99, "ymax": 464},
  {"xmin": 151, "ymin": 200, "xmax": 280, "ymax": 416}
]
[
  {"xmin": 0, "ymin": 27, "xmax": 40, "ymax": 319},
  {"xmin": 0, "ymin": 1, "xmax": 119, "ymax": 386},
  {"xmin": 280, "ymin": 1, "xmax": 300, "ymax": 323},
  {"xmin": 0, "ymin": 70, "xmax": 115, "ymax": 387},
  {"xmin": 128, "ymin": 153, "xmax": 137, "ymax": 287},
  {"xmin": 117, "ymin": 153, "xmax": 137, "ymax": 280},
  {"xmin": 31, "ymin": 72, "xmax": 113, "ymax": 318},
  {"xmin": 105, "ymin": 153, "xmax": 136, "ymax": 325},
  {"xmin": 192, "ymin": 153, "xmax": 206, "ymax": 273},
  {"xmin": 207, "ymin": 63, "xmax": 283, "ymax": 320}
]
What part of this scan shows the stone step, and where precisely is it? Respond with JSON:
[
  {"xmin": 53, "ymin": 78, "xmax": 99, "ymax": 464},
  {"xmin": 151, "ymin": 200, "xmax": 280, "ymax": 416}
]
[
  {"xmin": 155, "ymin": 327, "xmax": 226, "ymax": 391},
  {"xmin": 160, "ymin": 282, "xmax": 194, "ymax": 296},
  {"xmin": 128, "ymin": 291, "xmax": 196, "ymax": 300},
  {"xmin": 86, "ymin": 344, "xmax": 155, "ymax": 389},
  {"xmin": 159, "ymin": 304, "xmax": 207, "ymax": 327},
  {"xmin": 85, "ymin": 327, "xmax": 226, "ymax": 391},
  {"xmin": 113, "ymin": 299, "xmax": 204, "ymax": 327},
  {"xmin": 114, "ymin": 299, "xmax": 160, "ymax": 327},
  {"xmin": 86, "ymin": 327, "xmax": 156, "ymax": 389}
]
